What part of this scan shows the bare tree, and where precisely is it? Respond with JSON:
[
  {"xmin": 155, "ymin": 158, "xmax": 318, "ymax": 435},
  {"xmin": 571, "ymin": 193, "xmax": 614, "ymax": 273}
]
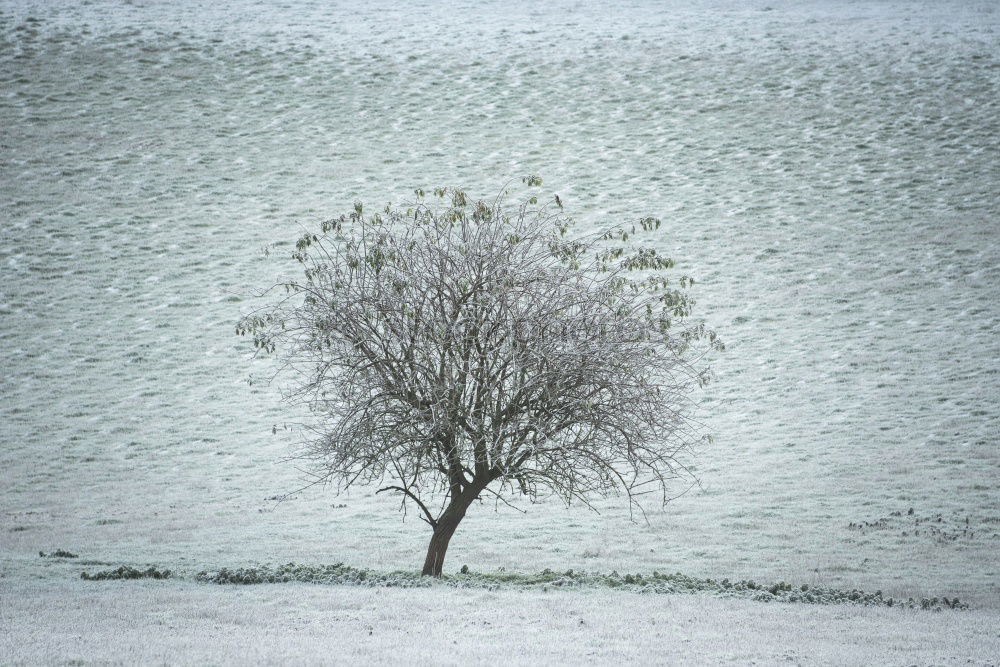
[{"xmin": 238, "ymin": 181, "xmax": 721, "ymax": 576}]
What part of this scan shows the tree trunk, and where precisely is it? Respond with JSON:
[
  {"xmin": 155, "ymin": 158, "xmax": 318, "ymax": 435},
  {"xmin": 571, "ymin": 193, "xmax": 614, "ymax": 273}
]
[{"xmin": 421, "ymin": 505, "xmax": 468, "ymax": 576}]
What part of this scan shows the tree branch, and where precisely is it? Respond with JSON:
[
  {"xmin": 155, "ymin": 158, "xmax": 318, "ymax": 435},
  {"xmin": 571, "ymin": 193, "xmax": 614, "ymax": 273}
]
[{"xmin": 376, "ymin": 485, "xmax": 438, "ymax": 528}]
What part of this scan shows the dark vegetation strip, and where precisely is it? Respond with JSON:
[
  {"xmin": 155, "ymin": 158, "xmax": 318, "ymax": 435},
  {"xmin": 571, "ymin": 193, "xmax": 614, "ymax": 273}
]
[
  {"xmin": 81, "ymin": 565, "xmax": 172, "ymax": 581},
  {"xmin": 78, "ymin": 562, "xmax": 967, "ymax": 611}
]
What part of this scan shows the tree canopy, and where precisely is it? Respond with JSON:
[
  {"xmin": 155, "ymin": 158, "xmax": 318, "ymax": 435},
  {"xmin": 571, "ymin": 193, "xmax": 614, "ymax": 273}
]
[{"xmin": 238, "ymin": 180, "xmax": 721, "ymax": 575}]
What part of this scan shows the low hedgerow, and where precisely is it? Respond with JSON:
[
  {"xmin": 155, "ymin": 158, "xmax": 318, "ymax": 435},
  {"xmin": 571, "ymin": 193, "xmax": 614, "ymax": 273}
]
[
  {"xmin": 77, "ymin": 560, "xmax": 966, "ymax": 611},
  {"xmin": 80, "ymin": 565, "xmax": 172, "ymax": 581},
  {"xmin": 190, "ymin": 563, "xmax": 967, "ymax": 611},
  {"xmin": 195, "ymin": 562, "xmax": 431, "ymax": 588}
]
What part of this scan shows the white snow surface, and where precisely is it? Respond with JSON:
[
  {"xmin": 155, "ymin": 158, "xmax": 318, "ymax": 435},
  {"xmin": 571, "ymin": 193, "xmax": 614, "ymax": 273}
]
[
  {"xmin": 3, "ymin": 580, "xmax": 999, "ymax": 666},
  {"xmin": 1, "ymin": 0, "xmax": 999, "ymax": 663}
]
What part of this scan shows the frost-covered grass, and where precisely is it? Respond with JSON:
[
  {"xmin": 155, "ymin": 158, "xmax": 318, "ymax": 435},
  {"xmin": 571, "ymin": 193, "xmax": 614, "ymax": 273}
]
[
  {"xmin": 212, "ymin": 567, "xmax": 963, "ymax": 610},
  {"xmin": 2, "ymin": 579, "xmax": 997, "ymax": 666},
  {"xmin": 2, "ymin": 0, "xmax": 999, "ymax": 663},
  {"xmin": 157, "ymin": 561, "xmax": 971, "ymax": 609},
  {"xmin": 80, "ymin": 564, "xmax": 173, "ymax": 581}
]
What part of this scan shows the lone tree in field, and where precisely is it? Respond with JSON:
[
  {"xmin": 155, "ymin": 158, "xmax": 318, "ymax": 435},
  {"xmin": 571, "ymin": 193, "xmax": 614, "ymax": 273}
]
[{"xmin": 238, "ymin": 180, "xmax": 721, "ymax": 576}]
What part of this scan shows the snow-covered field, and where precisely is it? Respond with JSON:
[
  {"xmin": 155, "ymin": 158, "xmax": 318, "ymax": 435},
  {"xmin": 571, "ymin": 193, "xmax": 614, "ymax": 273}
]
[
  {"xmin": 2, "ymin": 0, "xmax": 998, "ymax": 663},
  {"xmin": 4, "ymin": 580, "xmax": 1000, "ymax": 665}
]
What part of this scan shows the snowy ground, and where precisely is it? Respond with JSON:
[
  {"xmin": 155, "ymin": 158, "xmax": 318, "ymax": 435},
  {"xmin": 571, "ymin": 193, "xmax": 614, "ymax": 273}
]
[
  {"xmin": 1, "ymin": 0, "xmax": 999, "ymax": 663},
  {"xmin": 3, "ymin": 580, "xmax": 999, "ymax": 665}
]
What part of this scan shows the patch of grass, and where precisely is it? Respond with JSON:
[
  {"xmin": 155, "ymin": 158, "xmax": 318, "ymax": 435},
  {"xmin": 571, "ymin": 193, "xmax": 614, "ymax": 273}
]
[
  {"xmin": 192, "ymin": 563, "xmax": 968, "ymax": 610},
  {"xmin": 196, "ymin": 563, "xmax": 422, "ymax": 587},
  {"xmin": 80, "ymin": 566, "xmax": 172, "ymax": 581},
  {"xmin": 848, "ymin": 507, "xmax": 982, "ymax": 544}
]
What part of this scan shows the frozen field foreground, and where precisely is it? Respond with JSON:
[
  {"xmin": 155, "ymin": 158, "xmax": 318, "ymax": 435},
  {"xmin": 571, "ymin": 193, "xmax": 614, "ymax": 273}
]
[
  {"xmin": 3, "ymin": 579, "xmax": 999, "ymax": 666},
  {"xmin": 1, "ymin": 0, "xmax": 999, "ymax": 662}
]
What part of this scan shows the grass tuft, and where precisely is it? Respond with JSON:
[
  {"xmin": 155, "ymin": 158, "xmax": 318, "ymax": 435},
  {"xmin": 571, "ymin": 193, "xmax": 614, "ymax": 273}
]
[{"xmin": 80, "ymin": 565, "xmax": 172, "ymax": 581}]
